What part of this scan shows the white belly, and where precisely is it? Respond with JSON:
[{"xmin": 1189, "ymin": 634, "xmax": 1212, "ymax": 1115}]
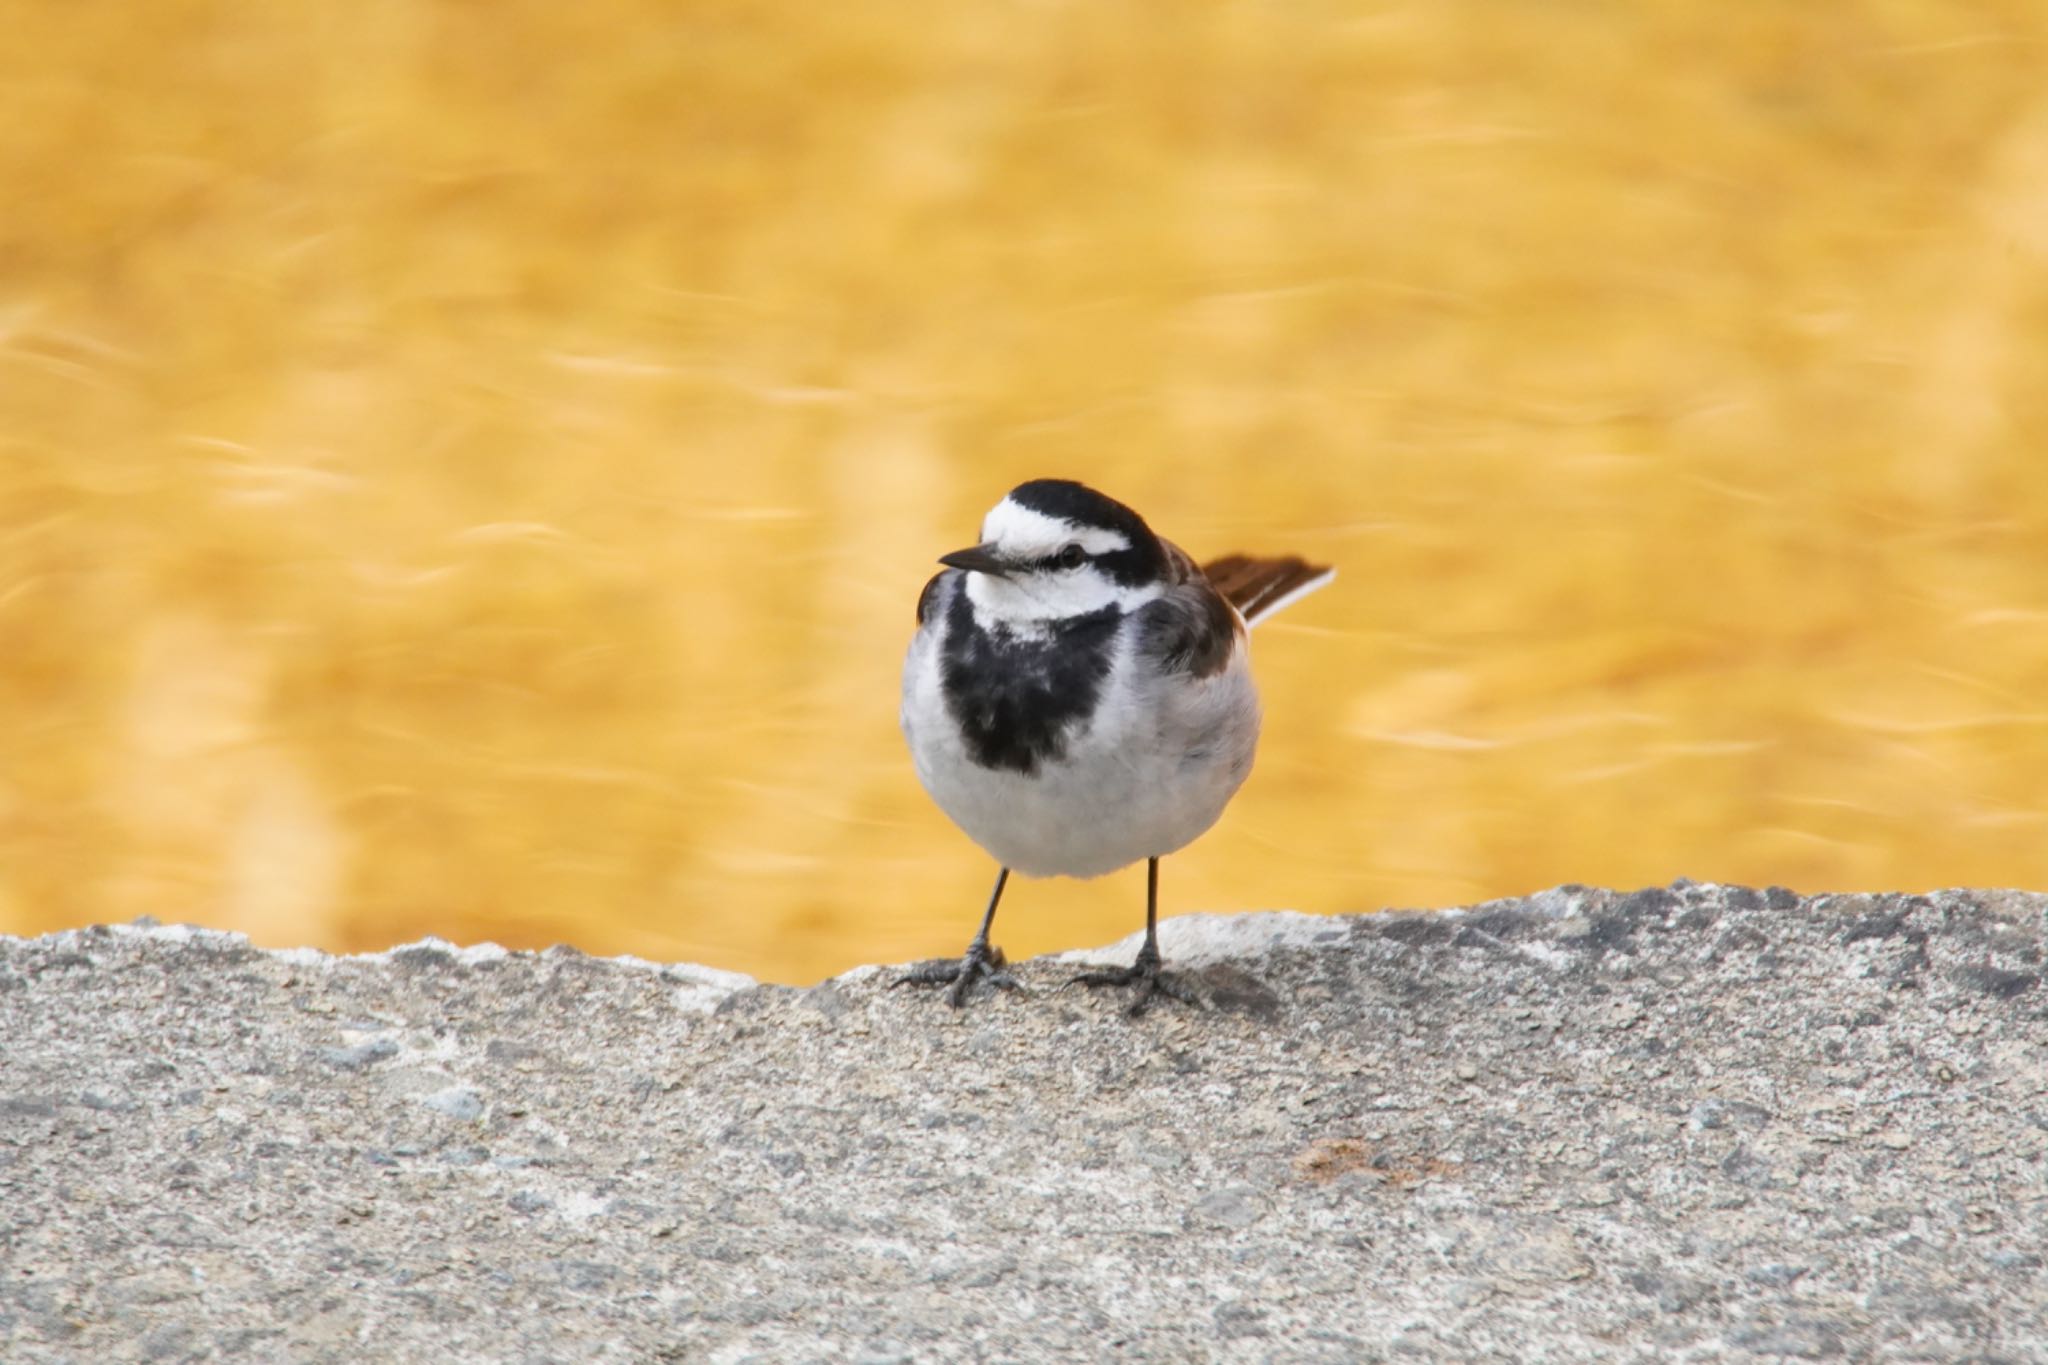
[{"xmin": 901, "ymin": 624, "xmax": 1261, "ymax": 878}]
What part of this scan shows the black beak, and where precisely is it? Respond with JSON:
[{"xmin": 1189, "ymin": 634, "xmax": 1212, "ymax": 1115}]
[{"xmin": 938, "ymin": 542, "xmax": 1013, "ymax": 578}]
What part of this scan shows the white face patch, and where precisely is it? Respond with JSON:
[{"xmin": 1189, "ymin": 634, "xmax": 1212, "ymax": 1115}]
[
  {"xmin": 963, "ymin": 495, "xmax": 1158, "ymax": 627},
  {"xmin": 980, "ymin": 498, "xmax": 1132, "ymax": 560}
]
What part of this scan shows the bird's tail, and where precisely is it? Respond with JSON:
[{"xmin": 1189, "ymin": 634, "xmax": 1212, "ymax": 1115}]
[{"xmin": 1200, "ymin": 554, "xmax": 1336, "ymax": 628}]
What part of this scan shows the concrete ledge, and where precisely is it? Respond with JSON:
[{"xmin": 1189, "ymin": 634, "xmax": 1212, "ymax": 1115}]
[{"xmin": 3, "ymin": 883, "xmax": 2045, "ymax": 1361}]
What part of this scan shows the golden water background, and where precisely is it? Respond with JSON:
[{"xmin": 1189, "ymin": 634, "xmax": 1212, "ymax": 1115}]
[{"xmin": 6, "ymin": 3, "xmax": 2048, "ymax": 982}]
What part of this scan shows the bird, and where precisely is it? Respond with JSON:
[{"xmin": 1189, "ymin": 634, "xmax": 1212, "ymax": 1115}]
[{"xmin": 896, "ymin": 478, "xmax": 1334, "ymax": 1014}]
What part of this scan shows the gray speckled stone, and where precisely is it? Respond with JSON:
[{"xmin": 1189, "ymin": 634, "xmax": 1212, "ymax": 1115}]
[{"xmin": 2, "ymin": 883, "xmax": 2046, "ymax": 1362}]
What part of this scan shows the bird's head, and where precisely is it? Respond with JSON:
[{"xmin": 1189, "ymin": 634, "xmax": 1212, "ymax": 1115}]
[{"xmin": 940, "ymin": 479, "xmax": 1170, "ymax": 625}]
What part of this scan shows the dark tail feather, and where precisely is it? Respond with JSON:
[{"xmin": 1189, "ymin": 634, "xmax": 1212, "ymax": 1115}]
[{"xmin": 1200, "ymin": 554, "xmax": 1336, "ymax": 628}]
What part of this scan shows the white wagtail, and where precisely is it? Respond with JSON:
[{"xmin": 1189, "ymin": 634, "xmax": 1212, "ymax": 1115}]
[{"xmin": 896, "ymin": 478, "xmax": 1334, "ymax": 1014}]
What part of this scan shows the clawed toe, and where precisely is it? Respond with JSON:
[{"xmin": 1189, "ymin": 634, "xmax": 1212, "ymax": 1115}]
[
  {"xmin": 1064, "ymin": 951, "xmax": 1201, "ymax": 1016},
  {"xmin": 893, "ymin": 942, "xmax": 1023, "ymax": 1008}
]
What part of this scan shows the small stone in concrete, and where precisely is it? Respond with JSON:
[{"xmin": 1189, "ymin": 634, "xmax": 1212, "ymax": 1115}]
[{"xmin": 416, "ymin": 1086, "xmax": 483, "ymax": 1121}]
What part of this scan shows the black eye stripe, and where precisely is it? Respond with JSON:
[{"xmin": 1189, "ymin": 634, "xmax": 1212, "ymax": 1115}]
[{"xmin": 1003, "ymin": 480, "xmax": 1169, "ymax": 585}]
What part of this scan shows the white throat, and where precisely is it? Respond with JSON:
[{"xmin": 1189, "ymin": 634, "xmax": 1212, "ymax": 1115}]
[{"xmin": 964, "ymin": 565, "xmax": 1160, "ymax": 628}]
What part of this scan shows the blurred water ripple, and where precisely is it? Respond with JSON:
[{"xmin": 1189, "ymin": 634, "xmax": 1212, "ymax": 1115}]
[{"xmin": 4, "ymin": 2, "xmax": 2048, "ymax": 981}]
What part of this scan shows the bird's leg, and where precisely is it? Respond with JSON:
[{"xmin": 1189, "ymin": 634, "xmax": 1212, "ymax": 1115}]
[
  {"xmin": 893, "ymin": 867, "xmax": 1024, "ymax": 1007},
  {"xmin": 1066, "ymin": 858, "xmax": 1200, "ymax": 1016}
]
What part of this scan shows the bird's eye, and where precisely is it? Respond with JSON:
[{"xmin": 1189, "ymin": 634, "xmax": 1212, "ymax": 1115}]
[{"xmin": 1057, "ymin": 544, "xmax": 1086, "ymax": 570}]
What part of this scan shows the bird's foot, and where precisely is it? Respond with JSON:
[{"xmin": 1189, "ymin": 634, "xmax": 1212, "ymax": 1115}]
[
  {"xmin": 1064, "ymin": 946, "xmax": 1200, "ymax": 1017},
  {"xmin": 892, "ymin": 940, "xmax": 1023, "ymax": 1009}
]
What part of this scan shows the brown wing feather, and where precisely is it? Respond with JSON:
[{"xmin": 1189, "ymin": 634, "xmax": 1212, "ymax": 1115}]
[{"xmin": 1200, "ymin": 553, "xmax": 1335, "ymax": 627}]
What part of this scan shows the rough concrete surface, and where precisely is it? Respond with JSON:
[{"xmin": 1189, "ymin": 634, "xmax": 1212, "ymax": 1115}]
[{"xmin": 2, "ymin": 882, "xmax": 2045, "ymax": 1363}]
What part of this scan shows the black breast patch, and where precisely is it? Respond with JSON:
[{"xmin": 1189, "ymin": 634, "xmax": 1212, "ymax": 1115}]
[{"xmin": 941, "ymin": 589, "xmax": 1121, "ymax": 775}]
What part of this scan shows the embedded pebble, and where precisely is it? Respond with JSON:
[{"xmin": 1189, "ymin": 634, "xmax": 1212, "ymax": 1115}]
[{"xmin": 417, "ymin": 1086, "xmax": 484, "ymax": 1121}]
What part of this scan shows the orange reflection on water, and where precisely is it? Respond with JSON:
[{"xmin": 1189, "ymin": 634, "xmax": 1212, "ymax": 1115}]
[{"xmin": 5, "ymin": 3, "xmax": 2048, "ymax": 981}]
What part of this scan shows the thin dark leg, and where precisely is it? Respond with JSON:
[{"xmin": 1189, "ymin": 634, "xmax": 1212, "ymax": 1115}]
[
  {"xmin": 969, "ymin": 867, "xmax": 1010, "ymax": 955},
  {"xmin": 1142, "ymin": 856, "xmax": 1160, "ymax": 959},
  {"xmin": 1066, "ymin": 857, "xmax": 1200, "ymax": 1016},
  {"xmin": 893, "ymin": 867, "xmax": 1024, "ymax": 1008}
]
